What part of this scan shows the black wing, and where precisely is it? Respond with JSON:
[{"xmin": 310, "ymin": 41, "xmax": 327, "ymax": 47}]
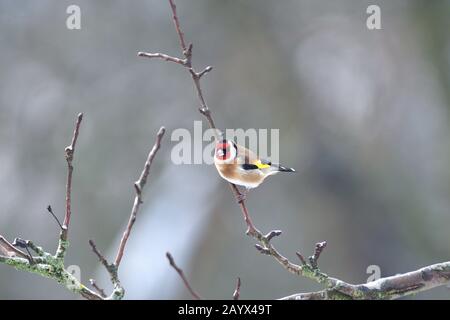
[{"xmin": 241, "ymin": 164, "xmax": 259, "ymax": 170}]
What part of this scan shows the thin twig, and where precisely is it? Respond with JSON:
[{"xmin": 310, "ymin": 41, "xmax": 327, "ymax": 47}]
[
  {"xmin": 61, "ymin": 113, "xmax": 83, "ymax": 241},
  {"xmin": 137, "ymin": 52, "xmax": 186, "ymax": 65},
  {"xmin": 89, "ymin": 240, "xmax": 110, "ymax": 270},
  {"xmin": 309, "ymin": 241, "xmax": 327, "ymax": 269},
  {"xmin": 166, "ymin": 252, "xmax": 201, "ymax": 300},
  {"xmin": 198, "ymin": 66, "xmax": 213, "ymax": 78},
  {"xmin": 0, "ymin": 236, "xmax": 29, "ymax": 259},
  {"xmin": 139, "ymin": 4, "xmax": 217, "ymax": 135},
  {"xmin": 89, "ymin": 279, "xmax": 107, "ymax": 298},
  {"xmin": 229, "ymin": 184, "xmax": 259, "ymax": 235},
  {"xmin": 265, "ymin": 230, "xmax": 282, "ymax": 242},
  {"xmin": 168, "ymin": 0, "xmax": 187, "ymax": 53},
  {"xmin": 114, "ymin": 126, "xmax": 166, "ymax": 267},
  {"xmin": 89, "ymin": 239, "xmax": 123, "ymax": 299},
  {"xmin": 12, "ymin": 238, "xmax": 43, "ymax": 263},
  {"xmin": 296, "ymin": 252, "xmax": 307, "ymax": 265},
  {"xmin": 87, "ymin": 127, "xmax": 165, "ymax": 300},
  {"xmin": 233, "ymin": 277, "xmax": 241, "ymax": 300},
  {"xmin": 46, "ymin": 205, "xmax": 63, "ymax": 230}
]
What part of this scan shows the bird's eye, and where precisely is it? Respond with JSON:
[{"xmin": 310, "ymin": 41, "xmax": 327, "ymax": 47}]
[{"xmin": 216, "ymin": 142, "xmax": 230, "ymax": 160}]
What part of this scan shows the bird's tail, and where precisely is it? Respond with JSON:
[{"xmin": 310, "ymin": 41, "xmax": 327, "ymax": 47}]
[{"xmin": 275, "ymin": 164, "xmax": 295, "ymax": 172}]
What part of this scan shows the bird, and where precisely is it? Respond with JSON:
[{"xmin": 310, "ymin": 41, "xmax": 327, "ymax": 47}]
[{"xmin": 214, "ymin": 139, "xmax": 295, "ymax": 201}]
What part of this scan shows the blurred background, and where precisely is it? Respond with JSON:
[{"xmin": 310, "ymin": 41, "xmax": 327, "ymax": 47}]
[{"xmin": 1, "ymin": 0, "xmax": 450, "ymax": 299}]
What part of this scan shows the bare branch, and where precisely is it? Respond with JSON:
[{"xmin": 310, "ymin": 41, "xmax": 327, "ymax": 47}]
[
  {"xmin": 114, "ymin": 126, "xmax": 166, "ymax": 267},
  {"xmin": 168, "ymin": 0, "xmax": 188, "ymax": 53},
  {"xmin": 280, "ymin": 290, "xmax": 331, "ymax": 300},
  {"xmin": 139, "ymin": 2, "xmax": 217, "ymax": 135},
  {"xmin": 198, "ymin": 66, "xmax": 213, "ymax": 78},
  {"xmin": 255, "ymin": 244, "xmax": 271, "ymax": 255},
  {"xmin": 229, "ymin": 184, "xmax": 259, "ymax": 235},
  {"xmin": 46, "ymin": 205, "xmax": 63, "ymax": 230},
  {"xmin": 296, "ymin": 252, "xmax": 307, "ymax": 266},
  {"xmin": 0, "ymin": 114, "xmax": 142, "ymax": 300},
  {"xmin": 265, "ymin": 230, "xmax": 282, "ymax": 242},
  {"xmin": 61, "ymin": 113, "xmax": 83, "ymax": 241},
  {"xmin": 309, "ymin": 241, "xmax": 327, "ymax": 269},
  {"xmin": 137, "ymin": 52, "xmax": 186, "ymax": 65},
  {"xmin": 280, "ymin": 261, "xmax": 450, "ymax": 300},
  {"xmin": 90, "ymin": 279, "xmax": 107, "ymax": 298},
  {"xmin": 89, "ymin": 240, "xmax": 110, "ymax": 270},
  {"xmin": 89, "ymin": 239, "xmax": 123, "ymax": 299},
  {"xmin": 166, "ymin": 252, "xmax": 201, "ymax": 300},
  {"xmin": 0, "ymin": 236, "xmax": 29, "ymax": 260},
  {"xmin": 11, "ymin": 238, "xmax": 36, "ymax": 264},
  {"xmin": 86, "ymin": 126, "xmax": 165, "ymax": 299},
  {"xmin": 233, "ymin": 277, "xmax": 241, "ymax": 300}
]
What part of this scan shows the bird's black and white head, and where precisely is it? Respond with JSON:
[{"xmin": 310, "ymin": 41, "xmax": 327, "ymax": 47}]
[{"xmin": 214, "ymin": 140, "xmax": 237, "ymax": 164}]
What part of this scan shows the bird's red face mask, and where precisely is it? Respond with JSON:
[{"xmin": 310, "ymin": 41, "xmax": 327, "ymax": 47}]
[{"xmin": 215, "ymin": 141, "xmax": 231, "ymax": 161}]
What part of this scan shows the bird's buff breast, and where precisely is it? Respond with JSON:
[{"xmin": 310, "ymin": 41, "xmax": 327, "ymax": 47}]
[{"xmin": 214, "ymin": 163, "xmax": 264, "ymax": 189}]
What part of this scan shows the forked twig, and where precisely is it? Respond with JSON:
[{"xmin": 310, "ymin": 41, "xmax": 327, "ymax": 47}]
[{"xmin": 166, "ymin": 252, "xmax": 201, "ymax": 300}]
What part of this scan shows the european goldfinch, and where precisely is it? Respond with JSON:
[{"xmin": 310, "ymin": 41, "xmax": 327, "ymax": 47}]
[{"xmin": 214, "ymin": 140, "xmax": 295, "ymax": 198}]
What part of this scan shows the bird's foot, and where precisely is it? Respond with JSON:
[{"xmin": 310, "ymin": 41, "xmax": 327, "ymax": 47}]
[
  {"xmin": 236, "ymin": 189, "xmax": 247, "ymax": 203},
  {"xmin": 236, "ymin": 191, "xmax": 247, "ymax": 204}
]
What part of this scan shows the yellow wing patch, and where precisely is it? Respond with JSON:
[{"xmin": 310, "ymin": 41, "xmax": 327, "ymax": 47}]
[{"xmin": 254, "ymin": 160, "xmax": 271, "ymax": 169}]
